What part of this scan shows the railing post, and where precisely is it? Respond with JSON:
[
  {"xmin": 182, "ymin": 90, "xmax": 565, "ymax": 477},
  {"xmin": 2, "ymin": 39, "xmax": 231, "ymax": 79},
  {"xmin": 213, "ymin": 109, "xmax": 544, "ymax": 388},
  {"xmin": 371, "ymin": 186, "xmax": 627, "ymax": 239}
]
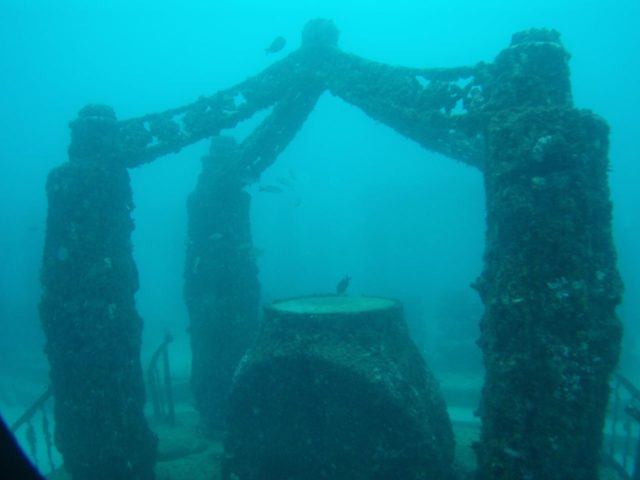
[
  {"xmin": 634, "ymin": 429, "xmax": 640, "ymax": 480},
  {"xmin": 612, "ymin": 379, "xmax": 622, "ymax": 457},
  {"xmin": 147, "ymin": 333, "xmax": 174, "ymax": 425},
  {"xmin": 40, "ymin": 104, "xmax": 157, "ymax": 479},
  {"xmin": 161, "ymin": 345, "xmax": 175, "ymax": 425}
]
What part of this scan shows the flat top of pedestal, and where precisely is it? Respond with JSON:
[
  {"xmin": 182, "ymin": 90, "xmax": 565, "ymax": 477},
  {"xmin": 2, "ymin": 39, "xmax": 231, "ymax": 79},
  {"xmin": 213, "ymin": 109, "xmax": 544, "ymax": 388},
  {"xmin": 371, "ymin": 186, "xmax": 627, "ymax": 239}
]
[{"xmin": 271, "ymin": 295, "xmax": 397, "ymax": 314}]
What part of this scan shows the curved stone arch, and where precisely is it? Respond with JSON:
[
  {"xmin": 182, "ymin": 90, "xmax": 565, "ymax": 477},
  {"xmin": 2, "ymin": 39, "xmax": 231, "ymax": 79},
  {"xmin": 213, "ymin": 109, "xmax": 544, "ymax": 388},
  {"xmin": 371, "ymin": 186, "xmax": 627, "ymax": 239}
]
[{"xmin": 118, "ymin": 19, "xmax": 485, "ymax": 171}]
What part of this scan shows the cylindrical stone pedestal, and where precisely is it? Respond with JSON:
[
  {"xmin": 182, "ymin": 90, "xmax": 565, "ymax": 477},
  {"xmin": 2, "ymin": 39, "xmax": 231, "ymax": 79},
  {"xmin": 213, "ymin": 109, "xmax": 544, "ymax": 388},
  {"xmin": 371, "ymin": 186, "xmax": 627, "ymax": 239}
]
[{"xmin": 222, "ymin": 295, "xmax": 455, "ymax": 480}]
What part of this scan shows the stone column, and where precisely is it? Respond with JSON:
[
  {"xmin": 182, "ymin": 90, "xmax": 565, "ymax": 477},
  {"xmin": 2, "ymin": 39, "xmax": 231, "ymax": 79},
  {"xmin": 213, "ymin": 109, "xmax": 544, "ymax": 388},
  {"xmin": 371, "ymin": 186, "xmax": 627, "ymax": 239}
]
[
  {"xmin": 184, "ymin": 136, "xmax": 260, "ymax": 432},
  {"xmin": 474, "ymin": 30, "xmax": 623, "ymax": 480},
  {"xmin": 40, "ymin": 105, "xmax": 157, "ymax": 480}
]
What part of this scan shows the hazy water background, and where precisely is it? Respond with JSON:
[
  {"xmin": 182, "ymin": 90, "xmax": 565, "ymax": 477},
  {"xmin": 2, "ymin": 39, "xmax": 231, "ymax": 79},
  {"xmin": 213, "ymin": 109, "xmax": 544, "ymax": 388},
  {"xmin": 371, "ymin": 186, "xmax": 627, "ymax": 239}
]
[{"xmin": 0, "ymin": 0, "xmax": 638, "ymax": 394}]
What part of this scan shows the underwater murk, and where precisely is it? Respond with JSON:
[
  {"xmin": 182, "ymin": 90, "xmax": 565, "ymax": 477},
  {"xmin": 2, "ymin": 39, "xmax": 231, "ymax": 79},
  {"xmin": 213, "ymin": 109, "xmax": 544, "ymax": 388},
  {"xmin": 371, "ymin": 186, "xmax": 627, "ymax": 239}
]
[{"xmin": 0, "ymin": 1, "xmax": 639, "ymax": 480}]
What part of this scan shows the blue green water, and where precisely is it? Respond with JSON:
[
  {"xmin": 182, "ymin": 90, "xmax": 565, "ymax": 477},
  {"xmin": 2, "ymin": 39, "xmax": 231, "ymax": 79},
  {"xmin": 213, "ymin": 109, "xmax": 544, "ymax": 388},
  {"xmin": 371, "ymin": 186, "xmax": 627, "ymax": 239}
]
[{"xmin": 0, "ymin": 0, "xmax": 638, "ymax": 475}]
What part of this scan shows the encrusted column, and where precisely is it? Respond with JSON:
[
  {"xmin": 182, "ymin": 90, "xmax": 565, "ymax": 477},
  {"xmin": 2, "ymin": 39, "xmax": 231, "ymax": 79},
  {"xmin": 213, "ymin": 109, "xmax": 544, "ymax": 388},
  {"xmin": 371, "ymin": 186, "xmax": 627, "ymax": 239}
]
[
  {"xmin": 474, "ymin": 30, "xmax": 623, "ymax": 479},
  {"xmin": 40, "ymin": 105, "xmax": 157, "ymax": 480},
  {"xmin": 184, "ymin": 136, "xmax": 260, "ymax": 432}
]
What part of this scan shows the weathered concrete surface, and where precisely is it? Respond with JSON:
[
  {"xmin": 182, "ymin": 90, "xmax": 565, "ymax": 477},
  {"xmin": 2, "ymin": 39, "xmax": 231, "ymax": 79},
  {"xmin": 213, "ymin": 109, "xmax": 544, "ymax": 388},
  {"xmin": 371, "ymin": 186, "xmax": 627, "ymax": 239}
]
[
  {"xmin": 184, "ymin": 137, "xmax": 261, "ymax": 432},
  {"xmin": 40, "ymin": 105, "xmax": 157, "ymax": 480},
  {"xmin": 473, "ymin": 29, "xmax": 623, "ymax": 480},
  {"xmin": 222, "ymin": 296, "xmax": 455, "ymax": 480},
  {"xmin": 184, "ymin": 80, "xmax": 319, "ymax": 431},
  {"xmin": 117, "ymin": 19, "xmax": 485, "ymax": 169}
]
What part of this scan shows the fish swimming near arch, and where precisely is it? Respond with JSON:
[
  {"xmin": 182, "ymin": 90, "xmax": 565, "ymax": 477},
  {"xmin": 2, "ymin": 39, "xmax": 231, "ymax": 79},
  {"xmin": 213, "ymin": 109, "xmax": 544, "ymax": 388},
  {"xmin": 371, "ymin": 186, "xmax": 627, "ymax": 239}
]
[{"xmin": 265, "ymin": 36, "xmax": 286, "ymax": 54}]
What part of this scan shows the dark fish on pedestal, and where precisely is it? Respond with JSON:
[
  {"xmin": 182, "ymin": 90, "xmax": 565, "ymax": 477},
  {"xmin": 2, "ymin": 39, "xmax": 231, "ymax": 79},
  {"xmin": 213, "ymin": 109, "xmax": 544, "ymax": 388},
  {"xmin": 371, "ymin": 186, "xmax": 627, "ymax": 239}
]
[{"xmin": 336, "ymin": 275, "xmax": 351, "ymax": 295}]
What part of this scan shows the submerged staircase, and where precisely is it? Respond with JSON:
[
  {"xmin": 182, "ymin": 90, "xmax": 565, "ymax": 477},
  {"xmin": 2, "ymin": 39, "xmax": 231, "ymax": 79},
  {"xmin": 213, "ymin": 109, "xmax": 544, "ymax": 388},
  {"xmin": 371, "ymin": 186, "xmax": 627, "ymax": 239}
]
[{"xmin": 6, "ymin": 353, "xmax": 639, "ymax": 480}]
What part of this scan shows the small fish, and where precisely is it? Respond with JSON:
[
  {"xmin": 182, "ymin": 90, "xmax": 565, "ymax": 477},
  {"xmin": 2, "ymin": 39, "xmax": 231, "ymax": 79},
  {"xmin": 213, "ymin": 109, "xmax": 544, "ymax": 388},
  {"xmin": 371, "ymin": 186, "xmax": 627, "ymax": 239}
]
[
  {"xmin": 209, "ymin": 232, "xmax": 223, "ymax": 241},
  {"xmin": 237, "ymin": 243, "xmax": 266, "ymax": 258},
  {"xmin": 336, "ymin": 275, "xmax": 351, "ymax": 295},
  {"xmin": 258, "ymin": 184, "xmax": 284, "ymax": 194},
  {"xmin": 265, "ymin": 36, "xmax": 286, "ymax": 54},
  {"xmin": 276, "ymin": 176, "xmax": 295, "ymax": 189},
  {"xmin": 248, "ymin": 247, "xmax": 266, "ymax": 258}
]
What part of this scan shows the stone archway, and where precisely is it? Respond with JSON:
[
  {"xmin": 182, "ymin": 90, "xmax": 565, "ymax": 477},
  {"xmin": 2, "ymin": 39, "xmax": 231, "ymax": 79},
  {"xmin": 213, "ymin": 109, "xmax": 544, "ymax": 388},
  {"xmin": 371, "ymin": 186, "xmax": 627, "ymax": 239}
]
[{"xmin": 39, "ymin": 19, "xmax": 622, "ymax": 480}]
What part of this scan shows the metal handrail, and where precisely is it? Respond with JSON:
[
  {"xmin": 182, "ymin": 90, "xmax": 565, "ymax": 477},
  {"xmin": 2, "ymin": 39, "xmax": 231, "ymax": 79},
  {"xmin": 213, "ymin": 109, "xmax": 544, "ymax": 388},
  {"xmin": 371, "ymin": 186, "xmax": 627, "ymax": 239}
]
[
  {"xmin": 9, "ymin": 385, "xmax": 56, "ymax": 474},
  {"xmin": 605, "ymin": 374, "xmax": 640, "ymax": 480},
  {"xmin": 7, "ymin": 333, "xmax": 176, "ymax": 476},
  {"xmin": 147, "ymin": 332, "xmax": 175, "ymax": 425}
]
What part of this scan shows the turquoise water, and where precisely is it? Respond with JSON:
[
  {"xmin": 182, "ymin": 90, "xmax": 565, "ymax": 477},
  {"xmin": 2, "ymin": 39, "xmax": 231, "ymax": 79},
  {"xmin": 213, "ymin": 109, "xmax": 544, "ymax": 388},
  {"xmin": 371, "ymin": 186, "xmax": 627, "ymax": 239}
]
[
  {"xmin": 0, "ymin": 0, "xmax": 638, "ymax": 477},
  {"xmin": 2, "ymin": 0, "xmax": 638, "ymax": 367}
]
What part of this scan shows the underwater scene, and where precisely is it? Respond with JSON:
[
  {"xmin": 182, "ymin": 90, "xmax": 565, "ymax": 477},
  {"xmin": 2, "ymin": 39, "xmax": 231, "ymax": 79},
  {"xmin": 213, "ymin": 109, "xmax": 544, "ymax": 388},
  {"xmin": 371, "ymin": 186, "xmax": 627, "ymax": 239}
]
[{"xmin": 0, "ymin": 1, "xmax": 639, "ymax": 479}]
